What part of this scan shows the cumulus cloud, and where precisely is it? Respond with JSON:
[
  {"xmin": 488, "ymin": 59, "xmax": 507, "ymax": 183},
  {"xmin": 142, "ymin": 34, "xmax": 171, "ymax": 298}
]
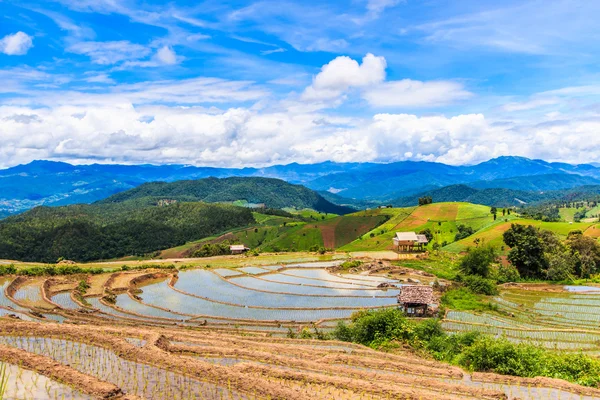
[
  {"xmin": 302, "ymin": 53, "xmax": 471, "ymax": 108},
  {"xmin": 155, "ymin": 46, "xmax": 177, "ymax": 65},
  {"xmin": 0, "ymin": 32, "xmax": 34, "ymax": 55},
  {"xmin": 67, "ymin": 41, "xmax": 150, "ymax": 65},
  {"xmin": 363, "ymin": 79, "xmax": 473, "ymax": 107},
  {"xmin": 4, "ymin": 96, "xmax": 600, "ymax": 169},
  {"xmin": 302, "ymin": 53, "xmax": 386, "ymax": 100}
]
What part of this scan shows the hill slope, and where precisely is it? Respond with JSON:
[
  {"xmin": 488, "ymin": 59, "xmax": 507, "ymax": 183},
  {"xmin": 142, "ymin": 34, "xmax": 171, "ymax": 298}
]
[
  {"xmin": 0, "ymin": 200, "xmax": 255, "ymax": 263},
  {"xmin": 98, "ymin": 177, "xmax": 355, "ymax": 215}
]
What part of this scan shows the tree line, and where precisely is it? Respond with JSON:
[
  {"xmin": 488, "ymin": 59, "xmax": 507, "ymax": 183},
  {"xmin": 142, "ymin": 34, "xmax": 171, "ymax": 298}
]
[{"xmin": 0, "ymin": 201, "xmax": 255, "ymax": 263}]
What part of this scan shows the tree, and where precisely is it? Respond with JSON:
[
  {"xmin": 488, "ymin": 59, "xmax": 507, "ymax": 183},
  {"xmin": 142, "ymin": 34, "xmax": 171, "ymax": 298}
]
[
  {"xmin": 491, "ymin": 207, "xmax": 497, "ymax": 215},
  {"xmin": 566, "ymin": 231, "xmax": 600, "ymax": 277},
  {"xmin": 503, "ymin": 224, "xmax": 547, "ymax": 278},
  {"xmin": 459, "ymin": 245, "xmax": 498, "ymax": 277},
  {"xmin": 418, "ymin": 196, "xmax": 433, "ymax": 206}
]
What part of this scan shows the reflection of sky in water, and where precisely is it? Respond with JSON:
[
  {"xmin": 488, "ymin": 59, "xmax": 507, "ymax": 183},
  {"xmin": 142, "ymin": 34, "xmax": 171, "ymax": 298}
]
[
  {"xmin": 141, "ymin": 280, "xmax": 360, "ymax": 321},
  {"xmin": 3, "ymin": 363, "xmax": 93, "ymax": 400},
  {"xmin": 116, "ymin": 294, "xmax": 187, "ymax": 320},
  {"xmin": 176, "ymin": 270, "xmax": 397, "ymax": 308},
  {"xmin": 232, "ymin": 274, "xmax": 398, "ymax": 297},
  {"xmin": 564, "ymin": 285, "xmax": 600, "ymax": 292},
  {"xmin": 0, "ymin": 279, "xmax": 30, "ymax": 311},
  {"xmin": 51, "ymin": 292, "xmax": 81, "ymax": 309}
]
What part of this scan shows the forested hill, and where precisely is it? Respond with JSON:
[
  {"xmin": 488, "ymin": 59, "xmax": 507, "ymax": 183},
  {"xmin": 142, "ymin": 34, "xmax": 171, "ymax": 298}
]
[
  {"xmin": 0, "ymin": 200, "xmax": 255, "ymax": 263},
  {"xmin": 393, "ymin": 184, "xmax": 600, "ymax": 207},
  {"xmin": 98, "ymin": 177, "xmax": 355, "ymax": 215}
]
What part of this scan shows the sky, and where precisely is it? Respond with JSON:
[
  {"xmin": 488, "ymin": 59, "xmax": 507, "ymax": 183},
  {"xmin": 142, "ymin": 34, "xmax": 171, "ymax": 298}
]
[{"xmin": 1, "ymin": 0, "xmax": 600, "ymax": 168}]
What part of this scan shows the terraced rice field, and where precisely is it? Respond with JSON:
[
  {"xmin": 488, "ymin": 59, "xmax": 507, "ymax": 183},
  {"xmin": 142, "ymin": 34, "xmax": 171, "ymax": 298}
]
[
  {"xmin": 4, "ymin": 262, "xmax": 600, "ymax": 398},
  {"xmin": 0, "ymin": 261, "xmax": 401, "ymax": 333},
  {"xmin": 442, "ymin": 286, "xmax": 600, "ymax": 353},
  {"xmin": 1, "ymin": 321, "xmax": 599, "ymax": 399}
]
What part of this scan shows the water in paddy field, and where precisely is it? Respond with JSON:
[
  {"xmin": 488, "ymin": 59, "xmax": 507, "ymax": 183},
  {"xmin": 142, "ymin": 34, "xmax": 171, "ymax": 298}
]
[
  {"xmin": 564, "ymin": 285, "xmax": 600, "ymax": 292},
  {"xmin": 174, "ymin": 269, "xmax": 398, "ymax": 308},
  {"xmin": 1, "ymin": 363, "xmax": 94, "ymax": 400},
  {"xmin": 0, "ymin": 336, "xmax": 253, "ymax": 400}
]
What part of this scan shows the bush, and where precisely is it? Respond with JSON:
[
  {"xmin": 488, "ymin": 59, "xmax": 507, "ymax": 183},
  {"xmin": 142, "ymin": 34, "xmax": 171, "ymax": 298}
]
[
  {"xmin": 333, "ymin": 308, "xmax": 414, "ymax": 347},
  {"xmin": 460, "ymin": 275, "xmax": 498, "ymax": 295},
  {"xmin": 495, "ymin": 264, "xmax": 520, "ymax": 283},
  {"xmin": 0, "ymin": 264, "xmax": 17, "ymax": 275},
  {"xmin": 340, "ymin": 260, "xmax": 362, "ymax": 271},
  {"xmin": 459, "ymin": 336, "xmax": 543, "ymax": 377}
]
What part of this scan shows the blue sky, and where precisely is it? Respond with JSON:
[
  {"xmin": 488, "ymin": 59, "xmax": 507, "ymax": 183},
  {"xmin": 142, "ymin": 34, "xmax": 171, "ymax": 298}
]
[{"xmin": 1, "ymin": 0, "xmax": 600, "ymax": 168}]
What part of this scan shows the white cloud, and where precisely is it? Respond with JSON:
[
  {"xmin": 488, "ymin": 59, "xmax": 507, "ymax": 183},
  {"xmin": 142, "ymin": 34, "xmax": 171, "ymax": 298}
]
[
  {"xmin": 502, "ymin": 97, "xmax": 559, "ymax": 112},
  {"xmin": 366, "ymin": 0, "xmax": 402, "ymax": 15},
  {"xmin": 155, "ymin": 46, "xmax": 177, "ymax": 65},
  {"xmin": 303, "ymin": 53, "xmax": 386, "ymax": 100},
  {"xmin": 4, "ymin": 98, "xmax": 600, "ymax": 168},
  {"xmin": 6, "ymin": 76, "xmax": 267, "ymax": 107},
  {"xmin": 67, "ymin": 41, "xmax": 150, "ymax": 65},
  {"xmin": 302, "ymin": 53, "xmax": 471, "ymax": 108},
  {"xmin": 363, "ymin": 79, "xmax": 473, "ymax": 107},
  {"xmin": 0, "ymin": 32, "xmax": 34, "ymax": 55},
  {"xmin": 261, "ymin": 48, "xmax": 286, "ymax": 56}
]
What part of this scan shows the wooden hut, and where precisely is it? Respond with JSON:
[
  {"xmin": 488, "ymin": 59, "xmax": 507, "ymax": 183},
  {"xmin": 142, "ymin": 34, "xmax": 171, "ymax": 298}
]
[
  {"xmin": 397, "ymin": 285, "xmax": 436, "ymax": 317},
  {"xmin": 393, "ymin": 232, "xmax": 428, "ymax": 252},
  {"xmin": 230, "ymin": 244, "xmax": 250, "ymax": 254}
]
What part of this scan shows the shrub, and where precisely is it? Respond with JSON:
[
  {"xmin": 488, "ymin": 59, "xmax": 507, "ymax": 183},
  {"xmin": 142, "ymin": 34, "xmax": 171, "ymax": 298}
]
[
  {"xmin": 459, "ymin": 245, "xmax": 497, "ymax": 277},
  {"xmin": 495, "ymin": 264, "xmax": 520, "ymax": 283},
  {"xmin": 459, "ymin": 336, "xmax": 543, "ymax": 377},
  {"xmin": 460, "ymin": 275, "xmax": 498, "ymax": 295}
]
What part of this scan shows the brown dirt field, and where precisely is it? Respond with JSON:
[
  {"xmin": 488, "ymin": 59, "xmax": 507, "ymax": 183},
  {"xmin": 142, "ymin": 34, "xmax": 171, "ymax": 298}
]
[
  {"xmin": 584, "ymin": 224, "xmax": 600, "ymax": 238},
  {"xmin": 319, "ymin": 223, "xmax": 337, "ymax": 249},
  {"xmin": 0, "ymin": 321, "xmax": 507, "ymax": 400},
  {"xmin": 1, "ymin": 318, "xmax": 599, "ymax": 400},
  {"xmin": 87, "ymin": 274, "xmax": 113, "ymax": 296}
]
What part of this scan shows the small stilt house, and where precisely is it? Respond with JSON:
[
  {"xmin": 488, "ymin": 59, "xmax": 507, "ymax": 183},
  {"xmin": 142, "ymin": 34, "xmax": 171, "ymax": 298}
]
[
  {"xmin": 230, "ymin": 244, "xmax": 250, "ymax": 255},
  {"xmin": 397, "ymin": 285, "xmax": 436, "ymax": 317},
  {"xmin": 393, "ymin": 232, "xmax": 429, "ymax": 252}
]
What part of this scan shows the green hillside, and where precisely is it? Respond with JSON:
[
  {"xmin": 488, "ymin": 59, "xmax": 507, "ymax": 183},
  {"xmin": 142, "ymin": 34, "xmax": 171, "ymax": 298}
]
[
  {"xmin": 340, "ymin": 203, "xmax": 498, "ymax": 252},
  {"xmin": 98, "ymin": 177, "xmax": 355, "ymax": 215},
  {"xmin": 0, "ymin": 199, "xmax": 255, "ymax": 263}
]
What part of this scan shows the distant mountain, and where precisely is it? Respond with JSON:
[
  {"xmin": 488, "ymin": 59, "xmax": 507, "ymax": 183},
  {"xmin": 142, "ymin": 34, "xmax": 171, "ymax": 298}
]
[
  {"xmin": 98, "ymin": 177, "xmax": 355, "ymax": 215},
  {"xmin": 393, "ymin": 184, "xmax": 600, "ymax": 208},
  {"xmin": 4, "ymin": 156, "xmax": 600, "ymax": 217},
  {"xmin": 469, "ymin": 173, "xmax": 600, "ymax": 191},
  {"xmin": 392, "ymin": 185, "xmax": 547, "ymax": 207}
]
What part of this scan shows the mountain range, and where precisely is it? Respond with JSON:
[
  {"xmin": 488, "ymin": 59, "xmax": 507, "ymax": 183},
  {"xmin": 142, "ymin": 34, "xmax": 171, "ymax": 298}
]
[{"xmin": 3, "ymin": 156, "xmax": 600, "ymax": 217}]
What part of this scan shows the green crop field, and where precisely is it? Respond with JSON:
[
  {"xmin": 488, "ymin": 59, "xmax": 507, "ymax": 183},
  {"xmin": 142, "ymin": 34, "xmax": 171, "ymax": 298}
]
[{"xmin": 156, "ymin": 201, "xmax": 600, "ymax": 258}]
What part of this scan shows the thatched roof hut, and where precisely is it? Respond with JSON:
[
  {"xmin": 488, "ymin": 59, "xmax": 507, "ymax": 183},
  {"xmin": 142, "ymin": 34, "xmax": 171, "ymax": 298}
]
[
  {"xmin": 398, "ymin": 285, "xmax": 436, "ymax": 316},
  {"xmin": 398, "ymin": 285, "xmax": 434, "ymax": 304}
]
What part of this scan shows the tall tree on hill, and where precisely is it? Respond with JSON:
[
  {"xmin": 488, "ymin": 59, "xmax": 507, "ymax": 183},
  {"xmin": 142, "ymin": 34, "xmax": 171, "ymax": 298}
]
[
  {"xmin": 503, "ymin": 224, "xmax": 548, "ymax": 278},
  {"xmin": 458, "ymin": 245, "xmax": 498, "ymax": 277}
]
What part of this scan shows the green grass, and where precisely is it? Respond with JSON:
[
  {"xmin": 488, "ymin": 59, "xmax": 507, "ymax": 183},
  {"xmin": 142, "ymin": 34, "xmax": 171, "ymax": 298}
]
[
  {"xmin": 441, "ymin": 288, "xmax": 498, "ymax": 312},
  {"xmin": 392, "ymin": 252, "xmax": 460, "ymax": 280},
  {"xmin": 287, "ymin": 208, "xmax": 338, "ymax": 220}
]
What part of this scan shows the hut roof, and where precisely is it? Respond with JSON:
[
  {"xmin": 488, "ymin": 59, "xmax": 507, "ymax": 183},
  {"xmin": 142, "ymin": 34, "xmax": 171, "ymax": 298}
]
[
  {"xmin": 394, "ymin": 232, "xmax": 419, "ymax": 242},
  {"xmin": 398, "ymin": 285, "xmax": 435, "ymax": 304},
  {"xmin": 416, "ymin": 234, "xmax": 429, "ymax": 244},
  {"xmin": 230, "ymin": 244, "xmax": 249, "ymax": 251}
]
